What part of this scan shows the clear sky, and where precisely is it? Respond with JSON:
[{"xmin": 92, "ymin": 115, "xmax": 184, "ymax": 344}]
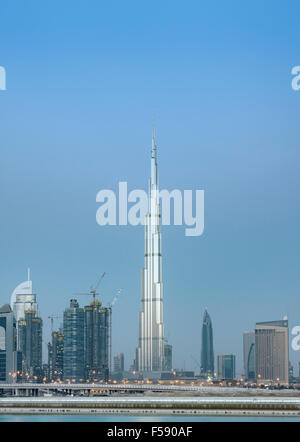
[{"xmin": 1, "ymin": 0, "xmax": 300, "ymax": 374}]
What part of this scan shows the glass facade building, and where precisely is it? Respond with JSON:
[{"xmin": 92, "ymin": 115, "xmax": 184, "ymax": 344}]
[
  {"xmin": 243, "ymin": 332, "xmax": 255, "ymax": 380},
  {"xmin": 84, "ymin": 302, "xmax": 109, "ymax": 381},
  {"xmin": 18, "ymin": 309, "xmax": 43, "ymax": 381},
  {"xmin": 217, "ymin": 354, "xmax": 236, "ymax": 380},
  {"xmin": 113, "ymin": 352, "xmax": 125, "ymax": 374},
  {"xmin": 137, "ymin": 131, "xmax": 164, "ymax": 372},
  {"xmin": 63, "ymin": 299, "xmax": 84, "ymax": 382},
  {"xmin": 51, "ymin": 330, "xmax": 64, "ymax": 381},
  {"xmin": 10, "ymin": 273, "xmax": 38, "ymax": 343},
  {"xmin": 163, "ymin": 341, "xmax": 173, "ymax": 372},
  {"xmin": 0, "ymin": 304, "xmax": 18, "ymax": 383},
  {"xmin": 201, "ymin": 310, "xmax": 214, "ymax": 376}
]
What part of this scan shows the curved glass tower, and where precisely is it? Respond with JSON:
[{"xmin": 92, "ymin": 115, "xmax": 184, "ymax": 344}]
[
  {"xmin": 137, "ymin": 129, "xmax": 164, "ymax": 373},
  {"xmin": 243, "ymin": 331, "xmax": 255, "ymax": 380},
  {"xmin": 201, "ymin": 310, "xmax": 214, "ymax": 376},
  {"xmin": 10, "ymin": 270, "xmax": 38, "ymax": 345}
]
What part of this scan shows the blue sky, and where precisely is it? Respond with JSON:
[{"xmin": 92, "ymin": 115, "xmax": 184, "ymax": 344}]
[{"xmin": 1, "ymin": 0, "xmax": 300, "ymax": 374}]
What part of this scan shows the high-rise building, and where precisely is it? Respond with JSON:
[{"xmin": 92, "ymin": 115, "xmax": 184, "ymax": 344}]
[
  {"xmin": 255, "ymin": 319, "xmax": 289, "ymax": 385},
  {"xmin": 289, "ymin": 361, "xmax": 294, "ymax": 383},
  {"xmin": 51, "ymin": 330, "xmax": 64, "ymax": 381},
  {"xmin": 163, "ymin": 341, "xmax": 172, "ymax": 372},
  {"xmin": 63, "ymin": 299, "xmax": 84, "ymax": 382},
  {"xmin": 84, "ymin": 301, "xmax": 109, "ymax": 381},
  {"xmin": 10, "ymin": 270, "xmax": 38, "ymax": 335},
  {"xmin": 200, "ymin": 310, "xmax": 214, "ymax": 376},
  {"xmin": 18, "ymin": 309, "xmax": 43, "ymax": 381},
  {"xmin": 47, "ymin": 342, "xmax": 53, "ymax": 381},
  {"xmin": 217, "ymin": 354, "xmax": 236, "ymax": 380},
  {"xmin": 114, "ymin": 352, "xmax": 125, "ymax": 374},
  {"xmin": 137, "ymin": 129, "xmax": 164, "ymax": 373},
  {"xmin": 243, "ymin": 332, "xmax": 255, "ymax": 380},
  {"xmin": 0, "ymin": 304, "xmax": 21, "ymax": 383}
]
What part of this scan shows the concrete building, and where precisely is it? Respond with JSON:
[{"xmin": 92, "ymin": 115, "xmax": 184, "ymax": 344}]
[
  {"xmin": 243, "ymin": 332, "xmax": 255, "ymax": 380},
  {"xmin": 217, "ymin": 354, "xmax": 236, "ymax": 380},
  {"xmin": 63, "ymin": 299, "xmax": 84, "ymax": 382},
  {"xmin": 255, "ymin": 319, "xmax": 289, "ymax": 386},
  {"xmin": 136, "ymin": 129, "xmax": 165, "ymax": 373}
]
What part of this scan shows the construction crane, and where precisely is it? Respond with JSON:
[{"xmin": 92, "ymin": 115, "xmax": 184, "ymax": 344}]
[
  {"xmin": 75, "ymin": 272, "xmax": 106, "ymax": 304},
  {"xmin": 108, "ymin": 289, "xmax": 123, "ymax": 376},
  {"xmin": 48, "ymin": 315, "xmax": 61, "ymax": 334},
  {"xmin": 191, "ymin": 355, "xmax": 201, "ymax": 374}
]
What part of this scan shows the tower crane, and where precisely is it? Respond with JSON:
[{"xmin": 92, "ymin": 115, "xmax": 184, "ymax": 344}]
[
  {"xmin": 48, "ymin": 315, "xmax": 61, "ymax": 334},
  {"xmin": 75, "ymin": 272, "xmax": 106, "ymax": 304},
  {"xmin": 108, "ymin": 289, "xmax": 123, "ymax": 376}
]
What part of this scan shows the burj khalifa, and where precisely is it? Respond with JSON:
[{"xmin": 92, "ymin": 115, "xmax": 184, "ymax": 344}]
[{"xmin": 136, "ymin": 129, "xmax": 164, "ymax": 373}]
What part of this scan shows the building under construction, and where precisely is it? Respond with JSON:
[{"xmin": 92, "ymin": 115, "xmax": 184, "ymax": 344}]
[
  {"xmin": 48, "ymin": 330, "xmax": 64, "ymax": 381},
  {"xmin": 84, "ymin": 301, "xmax": 109, "ymax": 382},
  {"xmin": 18, "ymin": 309, "xmax": 43, "ymax": 381},
  {"xmin": 63, "ymin": 299, "xmax": 84, "ymax": 382}
]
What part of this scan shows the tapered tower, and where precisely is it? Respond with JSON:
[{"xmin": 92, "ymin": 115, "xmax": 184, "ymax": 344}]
[
  {"xmin": 136, "ymin": 129, "xmax": 164, "ymax": 372},
  {"xmin": 201, "ymin": 310, "xmax": 214, "ymax": 376}
]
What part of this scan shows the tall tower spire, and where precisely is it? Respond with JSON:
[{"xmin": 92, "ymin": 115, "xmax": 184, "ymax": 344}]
[
  {"xmin": 136, "ymin": 129, "xmax": 164, "ymax": 373},
  {"xmin": 151, "ymin": 124, "xmax": 158, "ymax": 190}
]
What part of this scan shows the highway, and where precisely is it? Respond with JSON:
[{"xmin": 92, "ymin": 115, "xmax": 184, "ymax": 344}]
[{"xmin": 0, "ymin": 382, "xmax": 299, "ymax": 395}]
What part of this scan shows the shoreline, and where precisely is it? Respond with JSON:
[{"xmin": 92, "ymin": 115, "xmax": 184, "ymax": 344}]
[
  {"xmin": 1, "ymin": 408, "xmax": 300, "ymax": 418},
  {"xmin": 2, "ymin": 396, "xmax": 300, "ymax": 418}
]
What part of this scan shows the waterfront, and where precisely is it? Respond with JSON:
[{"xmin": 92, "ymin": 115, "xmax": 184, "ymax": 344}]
[
  {"xmin": 1, "ymin": 414, "xmax": 300, "ymax": 422},
  {"xmin": 1, "ymin": 395, "xmax": 300, "ymax": 420}
]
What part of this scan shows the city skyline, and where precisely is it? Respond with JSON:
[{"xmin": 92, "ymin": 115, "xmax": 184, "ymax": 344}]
[
  {"xmin": 2, "ymin": 266, "xmax": 295, "ymax": 378},
  {"xmin": 1, "ymin": 0, "xmax": 300, "ymax": 374}
]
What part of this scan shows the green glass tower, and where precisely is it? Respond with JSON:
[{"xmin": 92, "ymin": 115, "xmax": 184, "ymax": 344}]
[{"xmin": 200, "ymin": 310, "xmax": 214, "ymax": 376}]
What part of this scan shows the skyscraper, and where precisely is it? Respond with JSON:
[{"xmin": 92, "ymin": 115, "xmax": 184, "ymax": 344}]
[
  {"xmin": 136, "ymin": 129, "xmax": 164, "ymax": 373},
  {"xmin": 163, "ymin": 341, "xmax": 172, "ymax": 372},
  {"xmin": 47, "ymin": 341, "xmax": 53, "ymax": 382},
  {"xmin": 0, "ymin": 304, "xmax": 20, "ymax": 383},
  {"xmin": 114, "ymin": 352, "xmax": 125, "ymax": 374},
  {"xmin": 51, "ymin": 330, "xmax": 64, "ymax": 381},
  {"xmin": 243, "ymin": 332, "xmax": 255, "ymax": 380},
  {"xmin": 84, "ymin": 301, "xmax": 109, "ymax": 381},
  {"xmin": 217, "ymin": 354, "xmax": 236, "ymax": 380},
  {"xmin": 18, "ymin": 309, "xmax": 43, "ymax": 381},
  {"xmin": 255, "ymin": 319, "xmax": 289, "ymax": 385},
  {"xmin": 200, "ymin": 310, "xmax": 214, "ymax": 376},
  {"xmin": 63, "ymin": 299, "xmax": 84, "ymax": 382},
  {"xmin": 10, "ymin": 270, "xmax": 38, "ymax": 331}
]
